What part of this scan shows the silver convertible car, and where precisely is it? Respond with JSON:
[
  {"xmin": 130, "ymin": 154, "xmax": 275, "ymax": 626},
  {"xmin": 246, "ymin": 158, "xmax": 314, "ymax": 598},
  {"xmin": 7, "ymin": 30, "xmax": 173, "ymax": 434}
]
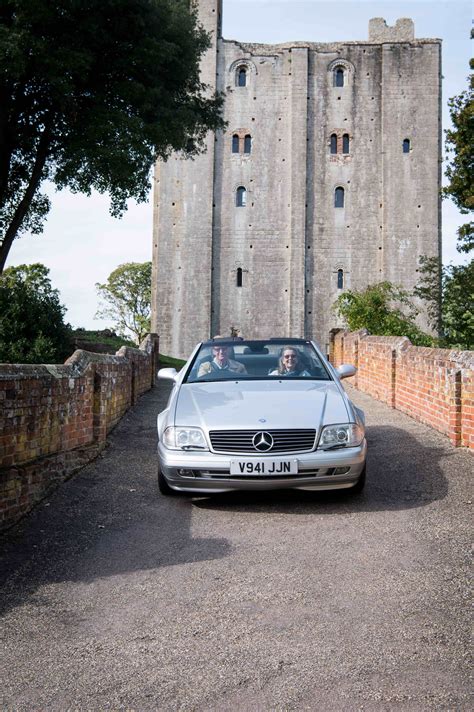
[{"xmin": 157, "ymin": 338, "xmax": 367, "ymax": 496}]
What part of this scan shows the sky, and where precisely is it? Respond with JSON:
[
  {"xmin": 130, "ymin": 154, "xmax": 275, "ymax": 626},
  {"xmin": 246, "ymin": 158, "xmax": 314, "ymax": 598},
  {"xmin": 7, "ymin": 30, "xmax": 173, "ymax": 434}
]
[{"xmin": 8, "ymin": 0, "xmax": 472, "ymax": 330}]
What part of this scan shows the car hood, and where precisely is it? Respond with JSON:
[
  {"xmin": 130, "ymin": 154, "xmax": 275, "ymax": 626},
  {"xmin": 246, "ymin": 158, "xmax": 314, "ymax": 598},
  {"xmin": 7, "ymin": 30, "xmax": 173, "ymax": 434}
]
[{"xmin": 174, "ymin": 380, "xmax": 350, "ymax": 431}]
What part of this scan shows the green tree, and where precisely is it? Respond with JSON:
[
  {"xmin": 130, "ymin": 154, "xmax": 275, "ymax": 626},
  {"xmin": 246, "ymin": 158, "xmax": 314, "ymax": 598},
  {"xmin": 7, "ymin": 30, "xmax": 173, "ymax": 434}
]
[
  {"xmin": 415, "ymin": 58, "xmax": 474, "ymax": 350},
  {"xmin": 333, "ymin": 282, "xmax": 433, "ymax": 347},
  {"xmin": 443, "ymin": 58, "xmax": 474, "ymax": 254},
  {"xmin": 96, "ymin": 262, "xmax": 152, "ymax": 344},
  {"xmin": 0, "ymin": 263, "xmax": 72, "ymax": 363},
  {"xmin": 0, "ymin": 0, "xmax": 225, "ymax": 272},
  {"xmin": 415, "ymin": 256, "xmax": 474, "ymax": 349}
]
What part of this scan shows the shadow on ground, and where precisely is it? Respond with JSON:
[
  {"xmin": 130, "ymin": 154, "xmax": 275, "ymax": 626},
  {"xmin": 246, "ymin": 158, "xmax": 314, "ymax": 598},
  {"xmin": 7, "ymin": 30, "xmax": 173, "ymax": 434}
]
[
  {"xmin": 0, "ymin": 403, "xmax": 449, "ymax": 616},
  {"xmin": 191, "ymin": 424, "xmax": 449, "ymax": 514}
]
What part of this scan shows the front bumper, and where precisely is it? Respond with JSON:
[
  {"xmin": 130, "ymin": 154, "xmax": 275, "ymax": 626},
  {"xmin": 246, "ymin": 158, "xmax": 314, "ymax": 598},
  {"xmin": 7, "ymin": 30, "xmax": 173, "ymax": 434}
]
[{"xmin": 157, "ymin": 440, "xmax": 367, "ymax": 493}]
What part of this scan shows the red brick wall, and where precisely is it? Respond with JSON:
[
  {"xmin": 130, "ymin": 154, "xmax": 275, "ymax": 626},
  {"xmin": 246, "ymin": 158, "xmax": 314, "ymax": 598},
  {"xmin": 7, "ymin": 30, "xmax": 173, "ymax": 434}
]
[
  {"xmin": 330, "ymin": 331, "xmax": 473, "ymax": 450},
  {"xmin": 0, "ymin": 334, "xmax": 159, "ymax": 530}
]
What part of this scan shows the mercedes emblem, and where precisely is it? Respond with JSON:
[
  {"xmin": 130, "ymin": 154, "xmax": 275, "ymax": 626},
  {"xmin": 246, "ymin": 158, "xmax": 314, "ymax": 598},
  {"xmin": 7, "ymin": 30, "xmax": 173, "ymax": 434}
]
[{"xmin": 252, "ymin": 431, "xmax": 274, "ymax": 452}]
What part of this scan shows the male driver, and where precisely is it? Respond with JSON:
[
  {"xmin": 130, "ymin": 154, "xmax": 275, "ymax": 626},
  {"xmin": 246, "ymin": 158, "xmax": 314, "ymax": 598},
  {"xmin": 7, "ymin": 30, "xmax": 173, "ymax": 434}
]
[{"xmin": 198, "ymin": 343, "xmax": 247, "ymax": 378}]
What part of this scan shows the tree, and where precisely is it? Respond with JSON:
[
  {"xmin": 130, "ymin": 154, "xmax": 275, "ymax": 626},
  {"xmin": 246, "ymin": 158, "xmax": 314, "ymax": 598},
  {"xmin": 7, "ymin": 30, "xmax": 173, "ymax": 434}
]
[
  {"xmin": 443, "ymin": 58, "xmax": 474, "ymax": 254},
  {"xmin": 0, "ymin": 263, "xmax": 71, "ymax": 363},
  {"xmin": 333, "ymin": 282, "xmax": 433, "ymax": 347},
  {"xmin": 415, "ymin": 256, "xmax": 474, "ymax": 349},
  {"xmin": 0, "ymin": 0, "xmax": 225, "ymax": 271},
  {"xmin": 414, "ymin": 58, "xmax": 474, "ymax": 350},
  {"xmin": 96, "ymin": 262, "xmax": 152, "ymax": 344}
]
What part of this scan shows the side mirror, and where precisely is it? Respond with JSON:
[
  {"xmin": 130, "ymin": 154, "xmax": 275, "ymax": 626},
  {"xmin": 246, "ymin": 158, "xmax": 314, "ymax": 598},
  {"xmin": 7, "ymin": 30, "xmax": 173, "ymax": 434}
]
[
  {"xmin": 336, "ymin": 364, "xmax": 357, "ymax": 380},
  {"xmin": 158, "ymin": 367, "xmax": 178, "ymax": 382}
]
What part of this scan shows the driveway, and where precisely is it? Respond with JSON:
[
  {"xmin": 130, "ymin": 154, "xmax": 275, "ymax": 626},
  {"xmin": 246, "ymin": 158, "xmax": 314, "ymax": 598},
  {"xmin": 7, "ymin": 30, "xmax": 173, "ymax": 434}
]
[{"xmin": 0, "ymin": 382, "xmax": 472, "ymax": 710}]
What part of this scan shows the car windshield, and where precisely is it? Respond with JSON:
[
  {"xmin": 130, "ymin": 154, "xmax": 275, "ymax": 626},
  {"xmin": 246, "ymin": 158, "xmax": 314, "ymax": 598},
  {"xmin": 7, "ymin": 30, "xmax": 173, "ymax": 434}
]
[{"xmin": 184, "ymin": 339, "xmax": 331, "ymax": 384}]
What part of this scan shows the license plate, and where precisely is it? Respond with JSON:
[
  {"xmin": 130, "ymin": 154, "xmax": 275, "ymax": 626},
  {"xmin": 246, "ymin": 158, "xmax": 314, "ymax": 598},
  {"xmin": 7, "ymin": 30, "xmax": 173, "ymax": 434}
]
[{"xmin": 230, "ymin": 459, "xmax": 298, "ymax": 476}]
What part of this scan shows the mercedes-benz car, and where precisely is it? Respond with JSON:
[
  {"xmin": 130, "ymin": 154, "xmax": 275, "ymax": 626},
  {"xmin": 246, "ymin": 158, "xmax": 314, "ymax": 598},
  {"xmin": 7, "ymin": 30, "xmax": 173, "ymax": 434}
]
[{"xmin": 157, "ymin": 338, "xmax": 367, "ymax": 496}]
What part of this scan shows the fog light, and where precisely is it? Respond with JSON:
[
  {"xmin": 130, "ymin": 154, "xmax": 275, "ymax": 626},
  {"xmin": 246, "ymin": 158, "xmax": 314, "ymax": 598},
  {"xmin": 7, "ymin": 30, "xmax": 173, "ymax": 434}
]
[
  {"xmin": 177, "ymin": 468, "xmax": 194, "ymax": 477},
  {"xmin": 334, "ymin": 466, "xmax": 350, "ymax": 475}
]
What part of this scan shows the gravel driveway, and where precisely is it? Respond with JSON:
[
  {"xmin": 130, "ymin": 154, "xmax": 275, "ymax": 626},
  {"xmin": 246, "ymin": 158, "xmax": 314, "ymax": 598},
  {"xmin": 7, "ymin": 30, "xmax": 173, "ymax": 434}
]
[{"xmin": 0, "ymin": 382, "xmax": 472, "ymax": 711}]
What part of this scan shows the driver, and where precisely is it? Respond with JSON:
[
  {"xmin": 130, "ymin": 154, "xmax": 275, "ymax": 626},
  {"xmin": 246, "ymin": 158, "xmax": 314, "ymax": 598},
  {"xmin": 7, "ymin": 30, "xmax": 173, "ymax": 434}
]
[{"xmin": 198, "ymin": 342, "xmax": 247, "ymax": 377}]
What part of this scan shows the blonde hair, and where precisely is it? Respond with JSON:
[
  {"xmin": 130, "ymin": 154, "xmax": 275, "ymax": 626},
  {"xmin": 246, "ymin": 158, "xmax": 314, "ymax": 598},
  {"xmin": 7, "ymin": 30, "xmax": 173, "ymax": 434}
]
[{"xmin": 277, "ymin": 346, "xmax": 302, "ymax": 374}]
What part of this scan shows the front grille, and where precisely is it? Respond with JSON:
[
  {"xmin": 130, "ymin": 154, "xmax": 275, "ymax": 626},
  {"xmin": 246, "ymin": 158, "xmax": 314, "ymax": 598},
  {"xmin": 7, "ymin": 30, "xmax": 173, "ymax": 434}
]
[{"xmin": 209, "ymin": 429, "xmax": 316, "ymax": 454}]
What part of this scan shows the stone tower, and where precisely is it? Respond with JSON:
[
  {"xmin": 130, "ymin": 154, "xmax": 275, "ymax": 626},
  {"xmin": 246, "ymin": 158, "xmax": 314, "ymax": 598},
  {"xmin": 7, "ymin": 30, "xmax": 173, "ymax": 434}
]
[{"xmin": 152, "ymin": 2, "xmax": 441, "ymax": 359}]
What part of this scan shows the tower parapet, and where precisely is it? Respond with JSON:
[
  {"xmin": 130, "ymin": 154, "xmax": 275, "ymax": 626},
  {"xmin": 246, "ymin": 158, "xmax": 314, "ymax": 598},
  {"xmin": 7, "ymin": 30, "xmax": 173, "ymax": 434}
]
[{"xmin": 368, "ymin": 17, "xmax": 415, "ymax": 42}]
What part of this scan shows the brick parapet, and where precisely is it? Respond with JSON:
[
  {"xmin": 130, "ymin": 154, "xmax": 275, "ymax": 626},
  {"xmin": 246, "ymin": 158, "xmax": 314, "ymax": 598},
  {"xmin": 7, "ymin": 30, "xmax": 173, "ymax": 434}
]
[
  {"xmin": 329, "ymin": 330, "xmax": 473, "ymax": 450},
  {"xmin": 0, "ymin": 334, "xmax": 159, "ymax": 530}
]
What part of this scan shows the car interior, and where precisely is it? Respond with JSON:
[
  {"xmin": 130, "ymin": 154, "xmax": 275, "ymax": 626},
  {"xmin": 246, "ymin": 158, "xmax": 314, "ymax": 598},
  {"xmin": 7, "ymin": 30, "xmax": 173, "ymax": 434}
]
[{"xmin": 186, "ymin": 341, "xmax": 330, "ymax": 382}]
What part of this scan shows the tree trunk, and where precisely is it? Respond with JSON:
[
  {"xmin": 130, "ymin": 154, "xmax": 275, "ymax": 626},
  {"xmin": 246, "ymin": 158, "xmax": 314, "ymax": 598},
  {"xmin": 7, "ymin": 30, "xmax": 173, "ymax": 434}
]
[{"xmin": 0, "ymin": 127, "xmax": 51, "ymax": 274}]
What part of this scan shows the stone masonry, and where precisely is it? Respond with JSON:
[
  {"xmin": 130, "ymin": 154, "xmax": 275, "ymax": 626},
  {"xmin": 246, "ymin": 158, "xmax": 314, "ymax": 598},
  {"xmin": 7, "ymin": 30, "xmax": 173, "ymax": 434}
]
[{"xmin": 152, "ymin": 1, "xmax": 441, "ymax": 359}]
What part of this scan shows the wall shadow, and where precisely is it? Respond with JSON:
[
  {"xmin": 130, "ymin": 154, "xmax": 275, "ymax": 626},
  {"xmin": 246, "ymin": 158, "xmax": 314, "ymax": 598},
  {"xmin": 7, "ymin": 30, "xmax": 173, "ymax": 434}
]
[{"xmin": 0, "ymin": 385, "xmax": 231, "ymax": 617}]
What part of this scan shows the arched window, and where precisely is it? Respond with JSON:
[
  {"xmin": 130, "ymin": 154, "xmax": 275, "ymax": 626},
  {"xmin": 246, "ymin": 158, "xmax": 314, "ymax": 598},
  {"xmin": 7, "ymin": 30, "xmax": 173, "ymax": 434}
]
[
  {"xmin": 337, "ymin": 269, "xmax": 344, "ymax": 289},
  {"xmin": 334, "ymin": 187, "xmax": 344, "ymax": 208},
  {"xmin": 236, "ymin": 186, "xmax": 247, "ymax": 207},
  {"xmin": 342, "ymin": 134, "xmax": 350, "ymax": 154},
  {"xmin": 244, "ymin": 134, "xmax": 252, "ymax": 154},
  {"xmin": 237, "ymin": 67, "xmax": 247, "ymax": 87},
  {"xmin": 232, "ymin": 134, "xmax": 239, "ymax": 153},
  {"xmin": 330, "ymin": 134, "xmax": 337, "ymax": 154},
  {"xmin": 334, "ymin": 68, "xmax": 344, "ymax": 87},
  {"xmin": 403, "ymin": 138, "xmax": 411, "ymax": 153},
  {"xmin": 236, "ymin": 268, "xmax": 243, "ymax": 287}
]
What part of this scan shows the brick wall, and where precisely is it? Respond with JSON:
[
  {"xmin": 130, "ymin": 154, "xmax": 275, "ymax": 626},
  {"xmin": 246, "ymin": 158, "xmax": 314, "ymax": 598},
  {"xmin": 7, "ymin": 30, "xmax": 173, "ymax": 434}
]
[
  {"xmin": 0, "ymin": 334, "xmax": 159, "ymax": 531},
  {"xmin": 330, "ymin": 330, "xmax": 474, "ymax": 450}
]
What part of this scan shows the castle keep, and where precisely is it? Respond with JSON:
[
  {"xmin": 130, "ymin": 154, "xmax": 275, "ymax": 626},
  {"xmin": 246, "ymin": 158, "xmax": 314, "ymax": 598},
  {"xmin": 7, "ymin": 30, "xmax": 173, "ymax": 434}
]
[{"xmin": 151, "ymin": 0, "xmax": 441, "ymax": 358}]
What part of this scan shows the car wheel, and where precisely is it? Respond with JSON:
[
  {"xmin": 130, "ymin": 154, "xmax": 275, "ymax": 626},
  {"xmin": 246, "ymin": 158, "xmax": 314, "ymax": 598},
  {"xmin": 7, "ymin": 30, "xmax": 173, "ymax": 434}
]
[
  {"xmin": 157, "ymin": 465, "xmax": 178, "ymax": 496},
  {"xmin": 349, "ymin": 465, "xmax": 366, "ymax": 494}
]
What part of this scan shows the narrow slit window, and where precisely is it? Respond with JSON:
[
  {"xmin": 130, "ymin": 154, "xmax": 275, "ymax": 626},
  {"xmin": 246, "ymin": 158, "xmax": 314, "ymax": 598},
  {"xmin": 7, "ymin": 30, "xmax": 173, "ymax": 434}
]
[
  {"xmin": 232, "ymin": 134, "xmax": 239, "ymax": 153},
  {"xmin": 342, "ymin": 134, "xmax": 350, "ymax": 154},
  {"xmin": 403, "ymin": 138, "xmax": 411, "ymax": 153},
  {"xmin": 335, "ymin": 187, "xmax": 345, "ymax": 208},
  {"xmin": 334, "ymin": 68, "xmax": 344, "ymax": 87},
  {"xmin": 236, "ymin": 186, "xmax": 247, "ymax": 207},
  {"xmin": 337, "ymin": 269, "xmax": 344, "ymax": 289},
  {"xmin": 330, "ymin": 134, "xmax": 337, "ymax": 154},
  {"xmin": 244, "ymin": 134, "xmax": 252, "ymax": 154},
  {"xmin": 236, "ymin": 268, "xmax": 243, "ymax": 287},
  {"xmin": 237, "ymin": 67, "xmax": 247, "ymax": 87}
]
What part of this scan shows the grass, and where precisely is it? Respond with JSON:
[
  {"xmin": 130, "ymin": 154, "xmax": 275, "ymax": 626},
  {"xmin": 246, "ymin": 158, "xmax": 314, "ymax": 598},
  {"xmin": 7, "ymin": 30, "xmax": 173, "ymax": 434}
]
[
  {"xmin": 73, "ymin": 330, "xmax": 186, "ymax": 369},
  {"xmin": 72, "ymin": 329, "xmax": 136, "ymax": 350},
  {"xmin": 159, "ymin": 353, "xmax": 186, "ymax": 369}
]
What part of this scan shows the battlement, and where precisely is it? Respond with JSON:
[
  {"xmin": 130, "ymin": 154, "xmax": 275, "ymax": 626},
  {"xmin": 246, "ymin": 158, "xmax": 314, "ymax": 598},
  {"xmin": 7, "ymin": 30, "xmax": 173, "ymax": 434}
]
[{"xmin": 368, "ymin": 17, "xmax": 415, "ymax": 42}]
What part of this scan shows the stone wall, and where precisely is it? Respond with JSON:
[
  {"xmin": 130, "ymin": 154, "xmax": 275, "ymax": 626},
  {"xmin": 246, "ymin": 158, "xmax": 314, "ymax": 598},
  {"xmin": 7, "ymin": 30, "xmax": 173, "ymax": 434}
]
[
  {"xmin": 0, "ymin": 334, "xmax": 159, "ymax": 531},
  {"xmin": 330, "ymin": 330, "xmax": 474, "ymax": 450}
]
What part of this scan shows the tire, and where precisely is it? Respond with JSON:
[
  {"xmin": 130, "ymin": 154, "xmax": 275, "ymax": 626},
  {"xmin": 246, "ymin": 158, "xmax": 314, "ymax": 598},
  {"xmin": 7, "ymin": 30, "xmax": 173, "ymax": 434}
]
[
  {"xmin": 157, "ymin": 465, "xmax": 178, "ymax": 496},
  {"xmin": 349, "ymin": 465, "xmax": 366, "ymax": 494}
]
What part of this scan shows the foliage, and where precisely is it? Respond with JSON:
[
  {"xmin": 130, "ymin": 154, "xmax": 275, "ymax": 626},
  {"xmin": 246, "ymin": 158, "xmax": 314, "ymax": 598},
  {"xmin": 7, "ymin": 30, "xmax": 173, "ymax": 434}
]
[
  {"xmin": 96, "ymin": 262, "xmax": 152, "ymax": 344},
  {"xmin": 415, "ymin": 256, "xmax": 474, "ymax": 350},
  {"xmin": 0, "ymin": 263, "xmax": 72, "ymax": 363},
  {"xmin": 443, "ymin": 58, "xmax": 474, "ymax": 254},
  {"xmin": 333, "ymin": 282, "xmax": 433, "ymax": 347},
  {"xmin": 0, "ymin": 0, "xmax": 225, "ymax": 271},
  {"xmin": 442, "ymin": 261, "xmax": 474, "ymax": 348},
  {"xmin": 413, "ymin": 256, "xmax": 442, "ymax": 334}
]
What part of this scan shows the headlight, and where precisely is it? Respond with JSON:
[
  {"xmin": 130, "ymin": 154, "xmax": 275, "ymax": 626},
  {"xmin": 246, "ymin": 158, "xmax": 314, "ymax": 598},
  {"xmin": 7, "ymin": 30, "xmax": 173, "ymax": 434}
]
[
  {"xmin": 162, "ymin": 426, "xmax": 209, "ymax": 450},
  {"xmin": 317, "ymin": 423, "xmax": 364, "ymax": 450}
]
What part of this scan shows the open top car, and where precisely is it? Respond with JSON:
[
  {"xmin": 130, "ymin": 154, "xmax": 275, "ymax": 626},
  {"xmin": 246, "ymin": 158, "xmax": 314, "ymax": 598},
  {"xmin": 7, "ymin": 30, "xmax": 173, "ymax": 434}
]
[{"xmin": 157, "ymin": 338, "xmax": 367, "ymax": 495}]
